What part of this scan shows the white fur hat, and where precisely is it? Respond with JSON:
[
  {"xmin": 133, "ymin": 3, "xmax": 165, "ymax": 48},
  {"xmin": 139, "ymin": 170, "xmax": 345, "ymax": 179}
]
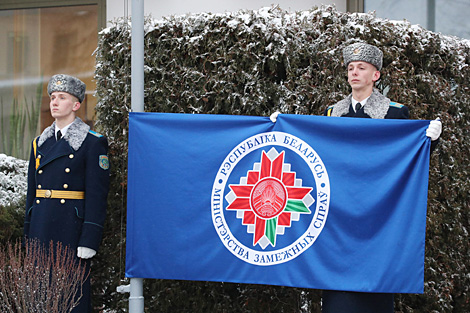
[
  {"xmin": 48, "ymin": 74, "xmax": 86, "ymax": 103},
  {"xmin": 343, "ymin": 42, "xmax": 383, "ymax": 70}
]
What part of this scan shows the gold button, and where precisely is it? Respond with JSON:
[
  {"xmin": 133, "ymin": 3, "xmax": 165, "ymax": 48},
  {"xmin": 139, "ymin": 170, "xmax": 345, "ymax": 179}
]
[
  {"xmin": 69, "ymin": 154, "xmax": 74, "ymax": 159},
  {"xmin": 63, "ymin": 184, "xmax": 69, "ymax": 189},
  {"xmin": 38, "ymin": 155, "xmax": 42, "ymax": 159},
  {"xmin": 36, "ymin": 200, "xmax": 40, "ymax": 204},
  {"xmin": 60, "ymin": 199, "xmax": 66, "ymax": 204},
  {"xmin": 65, "ymin": 168, "xmax": 70, "ymax": 173},
  {"xmin": 38, "ymin": 185, "xmax": 42, "ymax": 189},
  {"xmin": 45, "ymin": 190, "xmax": 52, "ymax": 198},
  {"xmin": 38, "ymin": 170, "xmax": 43, "ymax": 174}
]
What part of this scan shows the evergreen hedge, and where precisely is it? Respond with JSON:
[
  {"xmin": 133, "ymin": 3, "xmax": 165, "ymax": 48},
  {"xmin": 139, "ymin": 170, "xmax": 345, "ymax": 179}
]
[
  {"xmin": 94, "ymin": 5, "xmax": 470, "ymax": 312},
  {"xmin": 0, "ymin": 154, "xmax": 27, "ymax": 245}
]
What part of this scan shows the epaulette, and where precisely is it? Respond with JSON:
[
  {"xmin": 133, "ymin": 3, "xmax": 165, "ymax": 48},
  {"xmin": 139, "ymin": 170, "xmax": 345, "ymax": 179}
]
[
  {"xmin": 89, "ymin": 130, "xmax": 103, "ymax": 137},
  {"xmin": 326, "ymin": 105, "xmax": 335, "ymax": 116},
  {"xmin": 389, "ymin": 102, "xmax": 404, "ymax": 108}
]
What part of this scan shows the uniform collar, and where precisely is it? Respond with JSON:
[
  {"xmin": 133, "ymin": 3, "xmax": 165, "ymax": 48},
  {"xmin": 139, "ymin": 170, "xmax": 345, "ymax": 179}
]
[
  {"xmin": 38, "ymin": 117, "xmax": 90, "ymax": 151},
  {"xmin": 332, "ymin": 89, "xmax": 390, "ymax": 119},
  {"xmin": 55, "ymin": 122, "xmax": 73, "ymax": 139},
  {"xmin": 351, "ymin": 96, "xmax": 370, "ymax": 112}
]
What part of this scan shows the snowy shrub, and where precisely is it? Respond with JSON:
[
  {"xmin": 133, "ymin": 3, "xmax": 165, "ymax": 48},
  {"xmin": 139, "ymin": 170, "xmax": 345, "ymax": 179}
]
[
  {"xmin": 94, "ymin": 5, "xmax": 470, "ymax": 312},
  {"xmin": 0, "ymin": 154, "xmax": 27, "ymax": 243},
  {"xmin": 0, "ymin": 153, "xmax": 27, "ymax": 208}
]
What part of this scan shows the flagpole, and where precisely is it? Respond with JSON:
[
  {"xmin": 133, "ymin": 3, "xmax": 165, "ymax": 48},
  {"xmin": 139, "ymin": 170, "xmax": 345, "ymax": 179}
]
[
  {"xmin": 132, "ymin": 0, "xmax": 144, "ymax": 113},
  {"xmin": 129, "ymin": 0, "xmax": 144, "ymax": 311}
]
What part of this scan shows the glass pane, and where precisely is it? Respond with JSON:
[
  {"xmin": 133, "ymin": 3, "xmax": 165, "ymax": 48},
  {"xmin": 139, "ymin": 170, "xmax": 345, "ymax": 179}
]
[
  {"xmin": 435, "ymin": 0, "xmax": 470, "ymax": 39},
  {"xmin": 364, "ymin": 0, "xmax": 470, "ymax": 39},
  {"xmin": 0, "ymin": 5, "xmax": 97, "ymax": 159},
  {"xmin": 364, "ymin": 0, "xmax": 427, "ymax": 27}
]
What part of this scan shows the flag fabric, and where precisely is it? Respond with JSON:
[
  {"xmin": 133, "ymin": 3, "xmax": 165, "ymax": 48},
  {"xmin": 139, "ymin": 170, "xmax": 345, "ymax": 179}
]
[{"xmin": 126, "ymin": 112, "xmax": 431, "ymax": 293}]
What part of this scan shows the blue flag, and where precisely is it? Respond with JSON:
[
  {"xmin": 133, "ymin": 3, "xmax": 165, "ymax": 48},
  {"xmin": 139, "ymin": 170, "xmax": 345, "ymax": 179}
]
[{"xmin": 126, "ymin": 112, "xmax": 431, "ymax": 293}]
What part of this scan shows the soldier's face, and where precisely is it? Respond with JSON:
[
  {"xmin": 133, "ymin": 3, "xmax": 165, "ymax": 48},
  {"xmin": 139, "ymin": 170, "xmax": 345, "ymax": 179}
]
[
  {"xmin": 347, "ymin": 61, "xmax": 380, "ymax": 91},
  {"xmin": 50, "ymin": 92, "xmax": 80, "ymax": 121}
]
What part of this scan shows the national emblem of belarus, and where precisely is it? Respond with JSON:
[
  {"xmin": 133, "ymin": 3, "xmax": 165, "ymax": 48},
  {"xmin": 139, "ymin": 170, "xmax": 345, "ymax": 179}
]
[
  {"xmin": 212, "ymin": 131, "xmax": 330, "ymax": 266},
  {"xmin": 225, "ymin": 149, "xmax": 313, "ymax": 249}
]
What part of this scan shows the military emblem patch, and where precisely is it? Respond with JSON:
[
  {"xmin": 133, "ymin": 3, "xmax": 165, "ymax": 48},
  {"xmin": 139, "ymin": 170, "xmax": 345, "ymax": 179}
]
[{"xmin": 99, "ymin": 155, "xmax": 109, "ymax": 170}]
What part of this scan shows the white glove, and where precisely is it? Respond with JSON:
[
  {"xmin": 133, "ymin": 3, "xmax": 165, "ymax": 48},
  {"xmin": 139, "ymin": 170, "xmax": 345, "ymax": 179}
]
[
  {"xmin": 77, "ymin": 247, "xmax": 97, "ymax": 259},
  {"xmin": 270, "ymin": 111, "xmax": 280, "ymax": 123},
  {"xmin": 426, "ymin": 118, "xmax": 442, "ymax": 141}
]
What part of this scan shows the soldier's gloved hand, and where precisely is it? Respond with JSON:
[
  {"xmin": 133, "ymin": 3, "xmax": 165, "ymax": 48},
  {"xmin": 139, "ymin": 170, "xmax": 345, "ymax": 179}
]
[
  {"xmin": 426, "ymin": 118, "xmax": 442, "ymax": 141},
  {"xmin": 77, "ymin": 247, "xmax": 97, "ymax": 259},
  {"xmin": 270, "ymin": 111, "xmax": 281, "ymax": 123}
]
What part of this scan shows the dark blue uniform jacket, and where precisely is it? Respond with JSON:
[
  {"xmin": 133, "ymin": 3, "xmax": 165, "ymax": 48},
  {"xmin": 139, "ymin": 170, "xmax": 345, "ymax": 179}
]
[{"xmin": 24, "ymin": 117, "xmax": 110, "ymax": 252}]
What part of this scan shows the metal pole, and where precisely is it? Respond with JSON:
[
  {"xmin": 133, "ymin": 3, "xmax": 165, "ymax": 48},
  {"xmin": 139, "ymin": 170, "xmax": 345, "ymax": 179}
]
[
  {"xmin": 427, "ymin": 0, "xmax": 436, "ymax": 32},
  {"xmin": 130, "ymin": 0, "xmax": 144, "ymax": 312},
  {"xmin": 132, "ymin": 0, "xmax": 145, "ymax": 113},
  {"xmin": 129, "ymin": 278, "xmax": 145, "ymax": 312}
]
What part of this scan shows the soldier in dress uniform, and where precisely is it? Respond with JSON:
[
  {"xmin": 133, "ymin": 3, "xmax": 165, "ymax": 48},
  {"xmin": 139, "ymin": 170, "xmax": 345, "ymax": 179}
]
[
  {"xmin": 269, "ymin": 42, "xmax": 442, "ymax": 313},
  {"xmin": 321, "ymin": 42, "xmax": 442, "ymax": 312},
  {"xmin": 24, "ymin": 74, "xmax": 110, "ymax": 312}
]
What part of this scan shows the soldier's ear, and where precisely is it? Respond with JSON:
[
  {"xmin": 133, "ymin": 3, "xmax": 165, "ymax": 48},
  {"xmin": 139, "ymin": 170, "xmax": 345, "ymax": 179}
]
[
  {"xmin": 372, "ymin": 70, "xmax": 381, "ymax": 82},
  {"xmin": 72, "ymin": 101, "xmax": 81, "ymax": 112}
]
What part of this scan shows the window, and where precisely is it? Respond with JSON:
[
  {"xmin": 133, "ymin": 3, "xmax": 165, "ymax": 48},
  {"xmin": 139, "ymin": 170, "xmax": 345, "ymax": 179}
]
[
  {"xmin": 0, "ymin": 1, "xmax": 105, "ymax": 159},
  {"xmin": 359, "ymin": 0, "xmax": 470, "ymax": 39}
]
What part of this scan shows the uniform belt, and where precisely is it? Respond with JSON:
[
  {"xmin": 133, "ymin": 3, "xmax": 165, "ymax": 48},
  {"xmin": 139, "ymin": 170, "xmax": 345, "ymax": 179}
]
[{"xmin": 36, "ymin": 189, "xmax": 85, "ymax": 200}]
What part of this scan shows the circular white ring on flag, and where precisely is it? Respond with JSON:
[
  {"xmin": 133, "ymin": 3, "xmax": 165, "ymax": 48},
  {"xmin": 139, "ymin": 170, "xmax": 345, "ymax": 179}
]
[{"xmin": 211, "ymin": 131, "xmax": 330, "ymax": 266}]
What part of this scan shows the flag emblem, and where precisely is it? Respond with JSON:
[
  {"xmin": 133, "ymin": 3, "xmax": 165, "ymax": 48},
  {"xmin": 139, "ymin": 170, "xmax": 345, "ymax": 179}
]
[
  {"xmin": 212, "ymin": 131, "xmax": 330, "ymax": 266},
  {"xmin": 226, "ymin": 148, "xmax": 314, "ymax": 249}
]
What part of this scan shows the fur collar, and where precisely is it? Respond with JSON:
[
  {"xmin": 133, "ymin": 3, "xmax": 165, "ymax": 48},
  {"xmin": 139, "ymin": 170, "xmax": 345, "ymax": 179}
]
[
  {"xmin": 38, "ymin": 117, "xmax": 90, "ymax": 151},
  {"xmin": 331, "ymin": 89, "xmax": 390, "ymax": 119}
]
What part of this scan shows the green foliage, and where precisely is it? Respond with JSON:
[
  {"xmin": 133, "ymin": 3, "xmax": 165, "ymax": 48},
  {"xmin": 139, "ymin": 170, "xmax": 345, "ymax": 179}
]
[
  {"xmin": 0, "ymin": 154, "xmax": 27, "ymax": 245},
  {"xmin": 143, "ymin": 280, "xmax": 320, "ymax": 312},
  {"xmin": 94, "ymin": 5, "xmax": 470, "ymax": 312},
  {"xmin": 0, "ymin": 197, "xmax": 24, "ymax": 244},
  {"xmin": 0, "ymin": 81, "xmax": 42, "ymax": 160}
]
